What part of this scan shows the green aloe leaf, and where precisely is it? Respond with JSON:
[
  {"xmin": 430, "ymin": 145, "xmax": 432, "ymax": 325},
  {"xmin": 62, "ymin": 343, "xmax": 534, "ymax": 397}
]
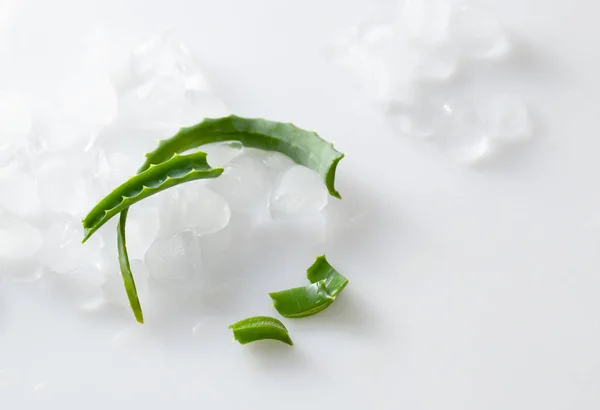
[
  {"xmin": 306, "ymin": 255, "xmax": 348, "ymax": 297},
  {"xmin": 228, "ymin": 316, "xmax": 294, "ymax": 346},
  {"xmin": 81, "ymin": 152, "xmax": 223, "ymax": 242},
  {"xmin": 117, "ymin": 209, "xmax": 144, "ymax": 324},
  {"xmin": 269, "ymin": 280, "xmax": 335, "ymax": 318},
  {"xmin": 139, "ymin": 115, "xmax": 345, "ymax": 199}
]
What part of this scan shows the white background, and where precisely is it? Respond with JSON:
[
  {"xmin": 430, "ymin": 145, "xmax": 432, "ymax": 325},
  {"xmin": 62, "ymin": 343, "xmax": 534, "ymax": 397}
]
[{"xmin": 1, "ymin": 0, "xmax": 600, "ymax": 408}]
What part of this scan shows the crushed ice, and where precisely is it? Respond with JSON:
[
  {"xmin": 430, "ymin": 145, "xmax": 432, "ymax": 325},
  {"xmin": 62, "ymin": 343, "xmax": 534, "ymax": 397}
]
[
  {"xmin": 331, "ymin": 0, "xmax": 532, "ymax": 164},
  {"xmin": 0, "ymin": 32, "xmax": 332, "ymax": 316}
]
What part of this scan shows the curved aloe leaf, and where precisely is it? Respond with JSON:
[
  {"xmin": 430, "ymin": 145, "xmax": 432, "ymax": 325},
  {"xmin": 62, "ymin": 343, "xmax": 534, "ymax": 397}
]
[
  {"xmin": 228, "ymin": 316, "xmax": 294, "ymax": 346},
  {"xmin": 139, "ymin": 115, "xmax": 345, "ymax": 199},
  {"xmin": 117, "ymin": 209, "xmax": 144, "ymax": 323},
  {"xmin": 82, "ymin": 152, "xmax": 223, "ymax": 242},
  {"xmin": 306, "ymin": 255, "xmax": 348, "ymax": 297},
  {"xmin": 269, "ymin": 280, "xmax": 335, "ymax": 318}
]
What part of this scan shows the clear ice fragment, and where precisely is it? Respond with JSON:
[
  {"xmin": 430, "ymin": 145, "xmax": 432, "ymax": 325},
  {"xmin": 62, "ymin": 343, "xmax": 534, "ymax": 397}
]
[
  {"xmin": 145, "ymin": 231, "xmax": 202, "ymax": 284},
  {"xmin": 207, "ymin": 155, "xmax": 271, "ymax": 215},
  {"xmin": 270, "ymin": 166, "xmax": 328, "ymax": 219}
]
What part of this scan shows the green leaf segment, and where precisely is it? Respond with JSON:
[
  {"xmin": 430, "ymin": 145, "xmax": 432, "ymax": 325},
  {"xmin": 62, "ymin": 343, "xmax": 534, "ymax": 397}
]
[
  {"xmin": 228, "ymin": 316, "xmax": 294, "ymax": 346},
  {"xmin": 269, "ymin": 255, "xmax": 348, "ymax": 318}
]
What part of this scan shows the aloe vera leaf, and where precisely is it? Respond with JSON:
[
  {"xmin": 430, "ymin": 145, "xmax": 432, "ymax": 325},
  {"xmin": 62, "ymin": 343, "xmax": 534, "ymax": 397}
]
[
  {"xmin": 228, "ymin": 316, "xmax": 294, "ymax": 346},
  {"xmin": 139, "ymin": 115, "xmax": 345, "ymax": 199},
  {"xmin": 269, "ymin": 280, "xmax": 335, "ymax": 318},
  {"xmin": 306, "ymin": 255, "xmax": 348, "ymax": 297},
  {"xmin": 81, "ymin": 152, "xmax": 223, "ymax": 242},
  {"xmin": 117, "ymin": 209, "xmax": 144, "ymax": 324}
]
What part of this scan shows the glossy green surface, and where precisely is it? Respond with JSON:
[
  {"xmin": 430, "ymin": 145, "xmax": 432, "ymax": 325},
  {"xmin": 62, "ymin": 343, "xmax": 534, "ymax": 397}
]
[
  {"xmin": 270, "ymin": 256, "xmax": 348, "ymax": 318},
  {"xmin": 306, "ymin": 255, "xmax": 348, "ymax": 297},
  {"xmin": 117, "ymin": 209, "xmax": 144, "ymax": 324},
  {"xmin": 228, "ymin": 316, "xmax": 294, "ymax": 346},
  {"xmin": 81, "ymin": 152, "xmax": 223, "ymax": 242},
  {"xmin": 269, "ymin": 280, "xmax": 335, "ymax": 318},
  {"xmin": 139, "ymin": 115, "xmax": 345, "ymax": 199}
]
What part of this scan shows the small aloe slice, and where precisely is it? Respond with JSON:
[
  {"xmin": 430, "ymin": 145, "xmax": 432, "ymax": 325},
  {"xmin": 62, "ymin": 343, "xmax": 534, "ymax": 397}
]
[
  {"xmin": 306, "ymin": 255, "xmax": 348, "ymax": 297},
  {"xmin": 270, "ymin": 256, "xmax": 348, "ymax": 318},
  {"xmin": 228, "ymin": 316, "xmax": 294, "ymax": 346},
  {"xmin": 269, "ymin": 280, "xmax": 335, "ymax": 318},
  {"xmin": 139, "ymin": 115, "xmax": 345, "ymax": 199},
  {"xmin": 82, "ymin": 152, "xmax": 223, "ymax": 242}
]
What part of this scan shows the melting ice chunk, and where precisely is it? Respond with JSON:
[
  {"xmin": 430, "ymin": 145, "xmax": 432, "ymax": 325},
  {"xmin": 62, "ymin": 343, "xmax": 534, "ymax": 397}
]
[
  {"xmin": 0, "ymin": 172, "xmax": 41, "ymax": 218},
  {"xmin": 436, "ymin": 96, "xmax": 493, "ymax": 164},
  {"xmin": 0, "ymin": 91, "xmax": 32, "ymax": 155},
  {"xmin": 158, "ymin": 182, "xmax": 231, "ymax": 238},
  {"xmin": 207, "ymin": 155, "xmax": 271, "ymax": 216},
  {"xmin": 145, "ymin": 231, "xmax": 202, "ymax": 284},
  {"xmin": 0, "ymin": 218, "xmax": 43, "ymax": 260},
  {"xmin": 37, "ymin": 157, "xmax": 90, "ymax": 217},
  {"xmin": 269, "ymin": 166, "xmax": 328, "ymax": 219},
  {"xmin": 202, "ymin": 141, "xmax": 243, "ymax": 168},
  {"xmin": 40, "ymin": 218, "xmax": 100, "ymax": 273},
  {"xmin": 124, "ymin": 205, "xmax": 161, "ymax": 261}
]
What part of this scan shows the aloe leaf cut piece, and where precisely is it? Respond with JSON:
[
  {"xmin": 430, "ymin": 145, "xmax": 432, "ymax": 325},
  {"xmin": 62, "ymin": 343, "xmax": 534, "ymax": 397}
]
[
  {"xmin": 306, "ymin": 255, "xmax": 348, "ymax": 297},
  {"xmin": 117, "ymin": 209, "xmax": 144, "ymax": 324},
  {"xmin": 81, "ymin": 152, "xmax": 223, "ymax": 242},
  {"xmin": 228, "ymin": 316, "xmax": 294, "ymax": 346},
  {"xmin": 269, "ymin": 280, "xmax": 335, "ymax": 318},
  {"xmin": 139, "ymin": 115, "xmax": 345, "ymax": 199}
]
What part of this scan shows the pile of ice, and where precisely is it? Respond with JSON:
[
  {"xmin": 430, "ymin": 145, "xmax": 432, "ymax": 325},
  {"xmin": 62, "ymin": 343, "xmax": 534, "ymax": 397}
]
[
  {"xmin": 0, "ymin": 33, "xmax": 329, "ymax": 313},
  {"xmin": 331, "ymin": 0, "xmax": 532, "ymax": 164}
]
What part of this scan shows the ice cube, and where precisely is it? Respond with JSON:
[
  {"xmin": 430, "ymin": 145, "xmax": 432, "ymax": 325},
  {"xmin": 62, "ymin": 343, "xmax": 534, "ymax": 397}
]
[
  {"xmin": 180, "ymin": 73, "xmax": 229, "ymax": 125},
  {"xmin": 40, "ymin": 218, "xmax": 101, "ymax": 273},
  {"xmin": 201, "ymin": 141, "xmax": 243, "ymax": 168},
  {"xmin": 94, "ymin": 150, "xmax": 139, "ymax": 195},
  {"xmin": 479, "ymin": 94, "xmax": 532, "ymax": 144},
  {"xmin": 244, "ymin": 147, "xmax": 296, "ymax": 174},
  {"xmin": 37, "ymin": 157, "xmax": 90, "ymax": 217},
  {"xmin": 330, "ymin": 23, "xmax": 396, "ymax": 101},
  {"xmin": 406, "ymin": 41, "xmax": 460, "ymax": 81},
  {"xmin": 158, "ymin": 182, "xmax": 230, "ymax": 238},
  {"xmin": 145, "ymin": 231, "xmax": 202, "ymax": 284},
  {"xmin": 450, "ymin": 5, "xmax": 510, "ymax": 60},
  {"xmin": 59, "ymin": 74, "xmax": 118, "ymax": 128},
  {"xmin": 38, "ymin": 74, "xmax": 118, "ymax": 151},
  {"xmin": 117, "ymin": 76, "xmax": 186, "ymax": 139},
  {"xmin": 0, "ymin": 218, "xmax": 43, "ymax": 260},
  {"xmin": 125, "ymin": 33, "xmax": 228, "ymax": 130},
  {"xmin": 386, "ymin": 91, "xmax": 444, "ymax": 138},
  {"xmin": 269, "ymin": 166, "xmax": 328, "ymax": 219},
  {"xmin": 130, "ymin": 32, "xmax": 199, "ymax": 83},
  {"xmin": 436, "ymin": 96, "xmax": 493, "ymax": 164},
  {"xmin": 0, "ymin": 91, "xmax": 32, "ymax": 154},
  {"xmin": 398, "ymin": 0, "xmax": 453, "ymax": 45},
  {"xmin": 0, "ymin": 172, "xmax": 41, "ymax": 218},
  {"xmin": 124, "ymin": 205, "xmax": 161, "ymax": 261},
  {"xmin": 207, "ymin": 155, "xmax": 271, "ymax": 216}
]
